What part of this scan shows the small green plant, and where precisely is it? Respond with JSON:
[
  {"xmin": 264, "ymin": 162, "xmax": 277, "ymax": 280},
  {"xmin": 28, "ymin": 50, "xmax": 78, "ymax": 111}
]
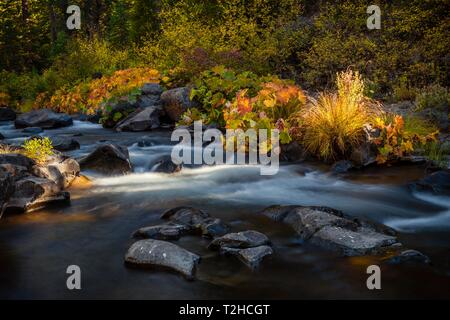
[
  {"xmin": 424, "ymin": 141, "xmax": 450, "ymax": 169},
  {"xmin": 415, "ymin": 84, "xmax": 450, "ymax": 112},
  {"xmin": 23, "ymin": 137, "xmax": 54, "ymax": 164}
]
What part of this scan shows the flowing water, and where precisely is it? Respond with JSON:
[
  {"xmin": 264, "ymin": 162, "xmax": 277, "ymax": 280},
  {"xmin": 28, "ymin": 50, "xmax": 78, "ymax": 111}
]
[{"xmin": 1, "ymin": 121, "xmax": 450, "ymax": 299}]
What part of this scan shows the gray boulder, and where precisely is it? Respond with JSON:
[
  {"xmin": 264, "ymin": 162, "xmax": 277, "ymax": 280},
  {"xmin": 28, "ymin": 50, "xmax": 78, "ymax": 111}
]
[
  {"xmin": 33, "ymin": 155, "xmax": 80, "ymax": 189},
  {"xmin": 141, "ymin": 83, "xmax": 164, "ymax": 96},
  {"xmin": 115, "ymin": 106, "xmax": 161, "ymax": 132},
  {"xmin": 331, "ymin": 160, "xmax": 354, "ymax": 174},
  {"xmin": 260, "ymin": 205, "xmax": 400, "ymax": 256},
  {"xmin": 409, "ymin": 170, "xmax": 450, "ymax": 195},
  {"xmin": 79, "ymin": 144, "xmax": 132, "ymax": 175},
  {"xmin": 221, "ymin": 245, "xmax": 273, "ymax": 269},
  {"xmin": 0, "ymin": 153, "xmax": 34, "ymax": 169},
  {"xmin": 52, "ymin": 137, "xmax": 80, "ymax": 152},
  {"xmin": 15, "ymin": 109, "xmax": 73, "ymax": 129},
  {"xmin": 160, "ymin": 87, "xmax": 193, "ymax": 122},
  {"xmin": 6, "ymin": 176, "xmax": 70, "ymax": 213},
  {"xmin": 124, "ymin": 239, "xmax": 200, "ymax": 279}
]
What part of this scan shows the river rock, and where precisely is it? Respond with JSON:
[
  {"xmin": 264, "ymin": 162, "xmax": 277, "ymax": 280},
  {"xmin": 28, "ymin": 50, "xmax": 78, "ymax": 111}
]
[
  {"xmin": 260, "ymin": 205, "xmax": 400, "ymax": 256},
  {"xmin": 33, "ymin": 155, "xmax": 80, "ymax": 188},
  {"xmin": 133, "ymin": 223, "xmax": 190, "ymax": 240},
  {"xmin": 409, "ymin": 170, "xmax": 450, "ymax": 195},
  {"xmin": 124, "ymin": 239, "xmax": 200, "ymax": 279},
  {"xmin": 208, "ymin": 230, "xmax": 270, "ymax": 250},
  {"xmin": 15, "ymin": 109, "xmax": 73, "ymax": 129},
  {"xmin": 222, "ymin": 245, "xmax": 273, "ymax": 269},
  {"xmin": 150, "ymin": 155, "xmax": 182, "ymax": 173},
  {"xmin": 280, "ymin": 141, "xmax": 307, "ymax": 162},
  {"xmin": 79, "ymin": 144, "xmax": 132, "ymax": 175},
  {"xmin": 0, "ymin": 168, "xmax": 15, "ymax": 214},
  {"xmin": 115, "ymin": 106, "xmax": 161, "ymax": 132},
  {"xmin": 350, "ymin": 142, "xmax": 377, "ymax": 167},
  {"xmin": 52, "ymin": 137, "xmax": 80, "ymax": 152},
  {"xmin": 0, "ymin": 153, "xmax": 34, "ymax": 169},
  {"xmin": 0, "ymin": 107, "xmax": 16, "ymax": 121},
  {"xmin": 386, "ymin": 249, "xmax": 431, "ymax": 265},
  {"xmin": 6, "ymin": 176, "xmax": 70, "ymax": 213},
  {"xmin": 160, "ymin": 87, "xmax": 193, "ymax": 122},
  {"xmin": 160, "ymin": 207, "xmax": 228, "ymax": 238},
  {"xmin": 331, "ymin": 160, "xmax": 354, "ymax": 174}
]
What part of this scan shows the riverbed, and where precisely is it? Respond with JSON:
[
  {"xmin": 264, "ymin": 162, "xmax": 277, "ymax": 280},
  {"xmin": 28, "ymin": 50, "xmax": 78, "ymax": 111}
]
[{"xmin": 1, "ymin": 120, "xmax": 449, "ymax": 299}]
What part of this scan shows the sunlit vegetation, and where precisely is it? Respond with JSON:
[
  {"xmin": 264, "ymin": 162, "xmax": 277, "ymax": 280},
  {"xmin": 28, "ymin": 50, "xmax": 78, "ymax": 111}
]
[
  {"xmin": 35, "ymin": 68, "xmax": 160, "ymax": 115},
  {"xmin": 22, "ymin": 137, "xmax": 54, "ymax": 164}
]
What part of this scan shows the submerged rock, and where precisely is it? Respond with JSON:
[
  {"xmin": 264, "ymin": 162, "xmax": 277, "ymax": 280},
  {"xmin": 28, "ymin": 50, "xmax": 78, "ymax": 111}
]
[
  {"xmin": 0, "ymin": 107, "xmax": 16, "ymax": 121},
  {"xmin": 260, "ymin": 205, "xmax": 400, "ymax": 256},
  {"xmin": 79, "ymin": 143, "xmax": 132, "ymax": 175},
  {"xmin": 208, "ymin": 230, "xmax": 270, "ymax": 250},
  {"xmin": 15, "ymin": 109, "xmax": 73, "ymax": 129},
  {"xmin": 331, "ymin": 160, "xmax": 354, "ymax": 174},
  {"xmin": 133, "ymin": 223, "xmax": 190, "ymax": 241},
  {"xmin": 160, "ymin": 87, "xmax": 193, "ymax": 122},
  {"xmin": 115, "ymin": 106, "xmax": 161, "ymax": 132},
  {"xmin": 231, "ymin": 245, "xmax": 273, "ymax": 269},
  {"xmin": 124, "ymin": 239, "xmax": 200, "ymax": 279},
  {"xmin": 409, "ymin": 170, "xmax": 450, "ymax": 195},
  {"xmin": 0, "ymin": 153, "xmax": 34, "ymax": 169},
  {"xmin": 52, "ymin": 137, "xmax": 80, "ymax": 152},
  {"xmin": 386, "ymin": 249, "xmax": 431, "ymax": 265},
  {"xmin": 150, "ymin": 155, "xmax": 182, "ymax": 173}
]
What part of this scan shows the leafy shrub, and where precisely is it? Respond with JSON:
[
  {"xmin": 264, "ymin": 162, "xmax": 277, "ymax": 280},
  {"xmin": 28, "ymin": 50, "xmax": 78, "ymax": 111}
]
[
  {"xmin": 423, "ymin": 141, "xmax": 450, "ymax": 169},
  {"xmin": 187, "ymin": 66, "xmax": 269, "ymax": 126},
  {"xmin": 299, "ymin": 70, "xmax": 380, "ymax": 161},
  {"xmin": 23, "ymin": 137, "xmax": 54, "ymax": 164},
  {"xmin": 415, "ymin": 84, "xmax": 450, "ymax": 111},
  {"xmin": 373, "ymin": 115, "xmax": 438, "ymax": 164},
  {"xmin": 36, "ymin": 68, "xmax": 159, "ymax": 115},
  {"xmin": 224, "ymin": 79, "xmax": 306, "ymax": 144}
]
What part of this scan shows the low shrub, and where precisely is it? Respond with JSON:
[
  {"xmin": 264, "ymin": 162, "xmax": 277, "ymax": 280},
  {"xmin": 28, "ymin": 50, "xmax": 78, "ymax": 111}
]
[
  {"xmin": 23, "ymin": 137, "xmax": 54, "ymax": 164},
  {"xmin": 415, "ymin": 84, "xmax": 450, "ymax": 112}
]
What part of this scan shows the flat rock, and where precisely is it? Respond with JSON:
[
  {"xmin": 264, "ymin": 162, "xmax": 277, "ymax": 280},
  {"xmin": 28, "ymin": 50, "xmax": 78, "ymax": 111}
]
[
  {"xmin": 386, "ymin": 249, "xmax": 431, "ymax": 265},
  {"xmin": 310, "ymin": 226, "xmax": 397, "ymax": 256},
  {"xmin": 115, "ymin": 106, "xmax": 161, "ymax": 132},
  {"xmin": 15, "ymin": 109, "xmax": 73, "ymax": 129},
  {"xmin": 209, "ymin": 230, "xmax": 270, "ymax": 250},
  {"xmin": 79, "ymin": 144, "xmax": 132, "ymax": 175},
  {"xmin": 124, "ymin": 239, "xmax": 200, "ymax": 279},
  {"xmin": 132, "ymin": 223, "xmax": 190, "ymax": 240},
  {"xmin": 222, "ymin": 245, "xmax": 273, "ymax": 269},
  {"xmin": 260, "ymin": 205, "xmax": 400, "ymax": 256},
  {"xmin": 52, "ymin": 137, "xmax": 80, "ymax": 151}
]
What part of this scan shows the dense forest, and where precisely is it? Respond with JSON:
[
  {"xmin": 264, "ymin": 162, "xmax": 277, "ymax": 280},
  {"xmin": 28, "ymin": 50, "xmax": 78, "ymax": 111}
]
[{"xmin": 1, "ymin": 0, "xmax": 449, "ymax": 105}]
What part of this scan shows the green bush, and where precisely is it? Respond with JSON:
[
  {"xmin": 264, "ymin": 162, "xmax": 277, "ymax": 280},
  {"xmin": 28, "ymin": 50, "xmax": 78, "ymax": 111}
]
[
  {"xmin": 23, "ymin": 137, "xmax": 54, "ymax": 164},
  {"xmin": 415, "ymin": 84, "xmax": 450, "ymax": 111}
]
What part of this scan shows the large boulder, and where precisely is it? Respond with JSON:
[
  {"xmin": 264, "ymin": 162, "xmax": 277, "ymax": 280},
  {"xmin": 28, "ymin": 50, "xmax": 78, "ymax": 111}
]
[
  {"xmin": 6, "ymin": 176, "xmax": 70, "ymax": 213},
  {"xmin": 0, "ymin": 153, "xmax": 34, "ymax": 169},
  {"xmin": 124, "ymin": 239, "xmax": 200, "ymax": 279},
  {"xmin": 386, "ymin": 249, "xmax": 431, "ymax": 265},
  {"xmin": 409, "ymin": 170, "xmax": 450, "ymax": 195},
  {"xmin": 260, "ymin": 205, "xmax": 399, "ymax": 256},
  {"xmin": 0, "ymin": 107, "xmax": 16, "ymax": 121},
  {"xmin": 33, "ymin": 155, "xmax": 80, "ymax": 189},
  {"xmin": 115, "ymin": 106, "xmax": 161, "ymax": 132},
  {"xmin": 15, "ymin": 109, "xmax": 73, "ymax": 129},
  {"xmin": 79, "ymin": 144, "xmax": 132, "ymax": 175},
  {"xmin": 160, "ymin": 87, "xmax": 193, "ymax": 122}
]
